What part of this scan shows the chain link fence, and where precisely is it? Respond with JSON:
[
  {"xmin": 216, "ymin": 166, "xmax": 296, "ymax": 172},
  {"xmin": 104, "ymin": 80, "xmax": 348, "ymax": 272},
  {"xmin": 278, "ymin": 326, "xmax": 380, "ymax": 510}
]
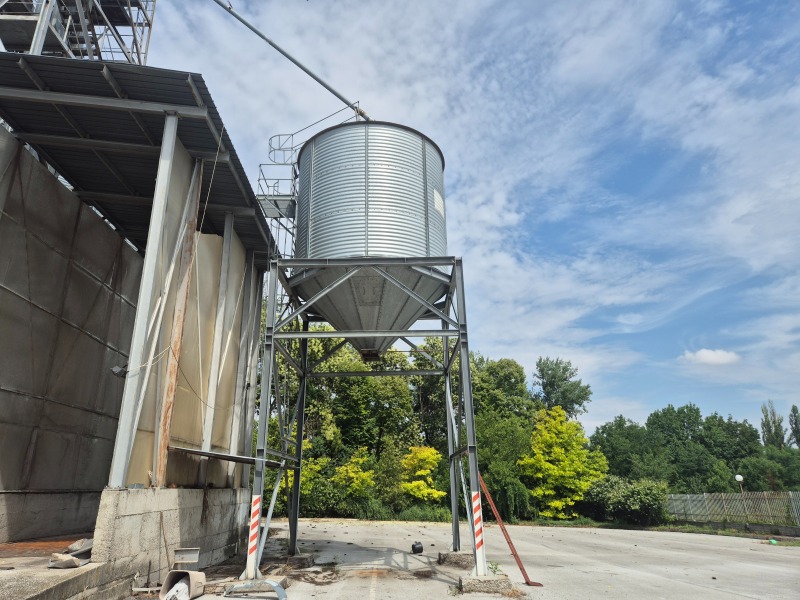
[{"xmin": 667, "ymin": 492, "xmax": 800, "ymax": 526}]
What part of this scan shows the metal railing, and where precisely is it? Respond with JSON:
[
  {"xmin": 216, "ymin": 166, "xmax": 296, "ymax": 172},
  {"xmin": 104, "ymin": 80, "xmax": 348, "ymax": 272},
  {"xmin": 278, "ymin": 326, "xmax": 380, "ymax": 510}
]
[{"xmin": 667, "ymin": 492, "xmax": 800, "ymax": 526}]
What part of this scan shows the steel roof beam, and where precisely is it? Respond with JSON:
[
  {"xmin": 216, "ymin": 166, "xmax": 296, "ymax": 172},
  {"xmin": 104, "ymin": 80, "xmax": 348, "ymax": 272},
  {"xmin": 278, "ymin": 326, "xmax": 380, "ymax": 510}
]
[
  {"xmin": 275, "ymin": 329, "xmax": 460, "ymax": 339},
  {"xmin": 101, "ymin": 65, "xmax": 156, "ymax": 144},
  {"xmin": 15, "ymin": 132, "xmax": 161, "ymax": 155},
  {"xmin": 0, "ymin": 86, "xmax": 208, "ymax": 119},
  {"xmin": 14, "ymin": 133, "xmax": 233, "ymax": 164}
]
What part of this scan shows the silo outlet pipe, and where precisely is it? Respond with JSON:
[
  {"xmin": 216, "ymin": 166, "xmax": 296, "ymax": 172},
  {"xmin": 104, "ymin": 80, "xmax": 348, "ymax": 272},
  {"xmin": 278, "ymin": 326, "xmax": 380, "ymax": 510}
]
[{"xmin": 210, "ymin": 0, "xmax": 371, "ymax": 121}]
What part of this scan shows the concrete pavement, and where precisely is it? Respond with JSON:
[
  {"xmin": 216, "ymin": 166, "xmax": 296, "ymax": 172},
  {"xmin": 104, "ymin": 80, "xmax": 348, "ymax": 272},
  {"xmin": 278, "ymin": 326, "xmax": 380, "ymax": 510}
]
[{"xmin": 195, "ymin": 519, "xmax": 799, "ymax": 599}]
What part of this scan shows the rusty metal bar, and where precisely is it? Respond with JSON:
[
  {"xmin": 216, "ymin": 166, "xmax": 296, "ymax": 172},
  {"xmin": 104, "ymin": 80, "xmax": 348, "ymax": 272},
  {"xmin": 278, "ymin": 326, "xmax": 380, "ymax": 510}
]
[{"xmin": 478, "ymin": 473, "xmax": 542, "ymax": 587}]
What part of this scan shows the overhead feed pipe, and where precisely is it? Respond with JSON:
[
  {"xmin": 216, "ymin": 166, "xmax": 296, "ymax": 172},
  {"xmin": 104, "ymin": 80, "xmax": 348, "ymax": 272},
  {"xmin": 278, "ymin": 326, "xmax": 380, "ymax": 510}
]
[{"xmin": 211, "ymin": 0, "xmax": 371, "ymax": 121}]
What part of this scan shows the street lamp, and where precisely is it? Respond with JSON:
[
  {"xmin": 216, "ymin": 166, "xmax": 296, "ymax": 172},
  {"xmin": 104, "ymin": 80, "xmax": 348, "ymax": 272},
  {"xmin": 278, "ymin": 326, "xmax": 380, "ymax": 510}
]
[{"xmin": 735, "ymin": 474, "xmax": 748, "ymax": 527}]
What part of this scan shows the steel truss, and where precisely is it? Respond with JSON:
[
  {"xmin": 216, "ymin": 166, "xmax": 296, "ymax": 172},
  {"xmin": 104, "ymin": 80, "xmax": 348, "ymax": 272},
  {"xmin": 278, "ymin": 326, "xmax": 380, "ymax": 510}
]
[
  {"xmin": 242, "ymin": 256, "xmax": 487, "ymax": 580},
  {"xmin": 0, "ymin": 0, "xmax": 156, "ymax": 65}
]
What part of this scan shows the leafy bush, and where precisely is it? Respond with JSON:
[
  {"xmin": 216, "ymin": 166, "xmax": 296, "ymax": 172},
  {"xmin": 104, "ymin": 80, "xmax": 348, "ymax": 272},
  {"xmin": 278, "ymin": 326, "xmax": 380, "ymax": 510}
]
[
  {"xmin": 518, "ymin": 407, "xmax": 608, "ymax": 519},
  {"xmin": 580, "ymin": 475, "xmax": 669, "ymax": 526},
  {"xmin": 396, "ymin": 504, "xmax": 452, "ymax": 522},
  {"xmin": 400, "ymin": 446, "xmax": 447, "ymax": 502}
]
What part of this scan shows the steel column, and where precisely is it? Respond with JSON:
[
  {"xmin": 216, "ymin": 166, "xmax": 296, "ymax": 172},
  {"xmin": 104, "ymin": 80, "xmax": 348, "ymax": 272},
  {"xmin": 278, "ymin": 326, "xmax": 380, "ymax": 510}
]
[
  {"xmin": 454, "ymin": 259, "xmax": 486, "ymax": 575},
  {"xmin": 239, "ymin": 270, "xmax": 264, "ymax": 487},
  {"xmin": 245, "ymin": 263, "xmax": 279, "ymax": 580},
  {"xmin": 444, "ymin": 326, "xmax": 461, "ymax": 551},
  {"xmin": 288, "ymin": 321, "xmax": 309, "ymax": 555},
  {"xmin": 108, "ymin": 114, "xmax": 179, "ymax": 488},
  {"xmin": 29, "ymin": 0, "xmax": 56, "ymax": 55}
]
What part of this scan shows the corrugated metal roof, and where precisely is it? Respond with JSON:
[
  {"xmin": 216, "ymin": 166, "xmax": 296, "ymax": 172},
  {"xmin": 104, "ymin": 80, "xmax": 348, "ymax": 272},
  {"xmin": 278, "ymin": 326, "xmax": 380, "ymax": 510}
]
[{"xmin": 0, "ymin": 52, "xmax": 275, "ymax": 269}]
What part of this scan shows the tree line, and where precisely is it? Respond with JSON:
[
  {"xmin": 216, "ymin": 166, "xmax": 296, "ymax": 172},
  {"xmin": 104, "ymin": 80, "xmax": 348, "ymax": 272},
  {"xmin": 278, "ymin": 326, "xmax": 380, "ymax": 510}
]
[{"xmin": 260, "ymin": 333, "xmax": 800, "ymax": 524}]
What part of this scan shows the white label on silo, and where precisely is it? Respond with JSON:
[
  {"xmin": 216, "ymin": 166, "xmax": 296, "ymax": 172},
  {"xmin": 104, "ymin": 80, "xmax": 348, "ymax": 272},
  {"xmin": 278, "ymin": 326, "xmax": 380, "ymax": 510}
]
[{"xmin": 433, "ymin": 189, "xmax": 445, "ymax": 218}]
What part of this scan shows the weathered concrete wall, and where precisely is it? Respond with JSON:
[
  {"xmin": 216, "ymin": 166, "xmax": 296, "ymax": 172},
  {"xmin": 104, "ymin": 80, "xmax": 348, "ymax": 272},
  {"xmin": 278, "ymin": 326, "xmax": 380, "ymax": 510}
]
[
  {"xmin": 0, "ymin": 128, "xmax": 142, "ymax": 543},
  {"xmin": 0, "ymin": 491, "xmax": 101, "ymax": 542},
  {"xmin": 92, "ymin": 488, "xmax": 249, "ymax": 587}
]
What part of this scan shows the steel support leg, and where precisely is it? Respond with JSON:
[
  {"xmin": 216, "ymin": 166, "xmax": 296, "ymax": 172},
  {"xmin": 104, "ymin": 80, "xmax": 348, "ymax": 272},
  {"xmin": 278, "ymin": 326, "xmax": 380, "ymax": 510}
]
[
  {"xmin": 245, "ymin": 262, "xmax": 279, "ymax": 580},
  {"xmin": 444, "ymin": 328, "xmax": 461, "ymax": 551},
  {"xmin": 288, "ymin": 320, "xmax": 309, "ymax": 555},
  {"xmin": 454, "ymin": 259, "xmax": 487, "ymax": 576},
  {"xmin": 29, "ymin": 0, "xmax": 56, "ymax": 55}
]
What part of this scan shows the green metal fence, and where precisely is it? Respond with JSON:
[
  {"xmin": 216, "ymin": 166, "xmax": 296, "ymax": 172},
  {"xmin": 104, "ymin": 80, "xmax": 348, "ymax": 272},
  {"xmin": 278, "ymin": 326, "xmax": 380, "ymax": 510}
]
[{"xmin": 667, "ymin": 491, "xmax": 800, "ymax": 526}]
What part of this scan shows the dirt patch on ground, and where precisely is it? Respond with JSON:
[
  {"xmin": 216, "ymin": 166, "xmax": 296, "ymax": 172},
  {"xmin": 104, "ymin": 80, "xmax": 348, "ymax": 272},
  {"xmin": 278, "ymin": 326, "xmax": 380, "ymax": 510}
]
[
  {"xmin": 290, "ymin": 566, "xmax": 339, "ymax": 585},
  {"xmin": 0, "ymin": 536, "xmax": 87, "ymax": 558}
]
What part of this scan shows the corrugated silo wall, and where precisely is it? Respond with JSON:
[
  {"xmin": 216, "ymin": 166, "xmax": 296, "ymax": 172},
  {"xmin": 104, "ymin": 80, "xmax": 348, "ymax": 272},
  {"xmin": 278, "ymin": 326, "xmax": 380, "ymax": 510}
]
[{"xmin": 0, "ymin": 127, "xmax": 142, "ymax": 543}]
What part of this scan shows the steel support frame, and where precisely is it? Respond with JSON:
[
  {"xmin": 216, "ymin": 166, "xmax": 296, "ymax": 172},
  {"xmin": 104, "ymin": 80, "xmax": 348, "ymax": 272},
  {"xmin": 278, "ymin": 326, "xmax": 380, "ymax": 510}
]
[
  {"xmin": 108, "ymin": 113, "xmax": 180, "ymax": 488},
  {"xmin": 243, "ymin": 256, "xmax": 486, "ymax": 579}
]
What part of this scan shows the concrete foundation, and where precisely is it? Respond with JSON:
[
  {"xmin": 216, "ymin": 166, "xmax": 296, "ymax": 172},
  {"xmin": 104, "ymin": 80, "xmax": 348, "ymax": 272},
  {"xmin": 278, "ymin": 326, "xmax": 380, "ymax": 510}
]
[
  {"xmin": 459, "ymin": 574, "xmax": 513, "ymax": 593},
  {"xmin": 0, "ymin": 491, "xmax": 99, "ymax": 543},
  {"xmin": 437, "ymin": 550, "xmax": 475, "ymax": 569},
  {"xmin": 91, "ymin": 487, "xmax": 249, "ymax": 588}
]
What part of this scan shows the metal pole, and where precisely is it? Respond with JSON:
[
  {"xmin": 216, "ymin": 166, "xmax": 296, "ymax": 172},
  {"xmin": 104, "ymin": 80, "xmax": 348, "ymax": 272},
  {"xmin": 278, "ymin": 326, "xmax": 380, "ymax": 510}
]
[
  {"xmin": 108, "ymin": 113, "xmax": 179, "ymax": 488},
  {"xmin": 29, "ymin": 0, "xmax": 56, "ymax": 55},
  {"xmin": 479, "ymin": 474, "xmax": 542, "ymax": 587},
  {"xmin": 245, "ymin": 262, "xmax": 279, "ymax": 580},
  {"xmin": 209, "ymin": 0, "xmax": 370, "ymax": 121},
  {"xmin": 443, "ymin": 322, "xmax": 460, "ymax": 552},
  {"xmin": 288, "ymin": 320, "xmax": 309, "ymax": 555},
  {"xmin": 241, "ymin": 271, "xmax": 265, "ymax": 486},
  {"xmin": 454, "ymin": 259, "xmax": 487, "ymax": 576}
]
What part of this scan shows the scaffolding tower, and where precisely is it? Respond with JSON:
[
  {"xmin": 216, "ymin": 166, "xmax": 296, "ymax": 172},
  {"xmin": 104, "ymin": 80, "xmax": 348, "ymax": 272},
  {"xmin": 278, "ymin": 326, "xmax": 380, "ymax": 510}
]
[{"xmin": 0, "ymin": 0, "xmax": 156, "ymax": 64}]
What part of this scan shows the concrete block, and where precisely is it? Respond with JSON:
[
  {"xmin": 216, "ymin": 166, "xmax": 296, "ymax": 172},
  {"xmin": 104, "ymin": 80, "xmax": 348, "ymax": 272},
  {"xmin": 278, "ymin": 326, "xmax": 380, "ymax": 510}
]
[
  {"xmin": 460, "ymin": 574, "xmax": 513, "ymax": 593},
  {"xmin": 438, "ymin": 550, "xmax": 475, "ymax": 569},
  {"xmin": 287, "ymin": 554, "xmax": 315, "ymax": 569}
]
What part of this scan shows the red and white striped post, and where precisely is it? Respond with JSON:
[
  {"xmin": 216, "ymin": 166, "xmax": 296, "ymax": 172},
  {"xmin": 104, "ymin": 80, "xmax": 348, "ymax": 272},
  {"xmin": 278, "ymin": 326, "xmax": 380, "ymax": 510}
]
[
  {"xmin": 472, "ymin": 490, "xmax": 487, "ymax": 574},
  {"xmin": 245, "ymin": 494, "xmax": 261, "ymax": 579}
]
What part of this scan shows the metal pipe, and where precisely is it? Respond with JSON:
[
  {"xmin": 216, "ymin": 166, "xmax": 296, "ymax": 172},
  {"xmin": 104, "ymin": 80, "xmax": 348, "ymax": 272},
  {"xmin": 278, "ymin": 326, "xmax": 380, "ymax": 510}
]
[
  {"xmin": 478, "ymin": 474, "xmax": 543, "ymax": 587},
  {"xmin": 210, "ymin": 0, "xmax": 370, "ymax": 121}
]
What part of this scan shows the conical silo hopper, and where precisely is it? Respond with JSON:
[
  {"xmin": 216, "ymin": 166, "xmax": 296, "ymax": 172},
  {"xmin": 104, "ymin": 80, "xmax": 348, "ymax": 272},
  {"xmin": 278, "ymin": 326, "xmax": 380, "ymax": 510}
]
[{"xmin": 290, "ymin": 121, "xmax": 448, "ymax": 359}]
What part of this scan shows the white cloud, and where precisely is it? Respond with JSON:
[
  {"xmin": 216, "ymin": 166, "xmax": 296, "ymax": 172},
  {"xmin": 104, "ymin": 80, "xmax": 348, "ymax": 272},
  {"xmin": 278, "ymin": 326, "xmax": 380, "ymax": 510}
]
[
  {"xmin": 147, "ymin": 1, "xmax": 800, "ymax": 427},
  {"xmin": 681, "ymin": 348, "xmax": 741, "ymax": 366}
]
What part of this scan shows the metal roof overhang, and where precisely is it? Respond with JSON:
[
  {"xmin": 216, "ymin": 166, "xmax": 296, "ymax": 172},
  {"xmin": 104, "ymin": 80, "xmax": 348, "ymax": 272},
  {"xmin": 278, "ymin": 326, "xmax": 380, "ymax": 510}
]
[{"xmin": 0, "ymin": 52, "xmax": 275, "ymax": 270}]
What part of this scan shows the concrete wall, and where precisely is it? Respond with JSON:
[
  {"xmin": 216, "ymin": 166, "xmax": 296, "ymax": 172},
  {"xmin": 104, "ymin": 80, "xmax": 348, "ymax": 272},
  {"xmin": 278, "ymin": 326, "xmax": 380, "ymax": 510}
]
[
  {"xmin": 0, "ymin": 128, "xmax": 142, "ymax": 543},
  {"xmin": 0, "ymin": 491, "xmax": 101, "ymax": 543},
  {"xmin": 92, "ymin": 487, "xmax": 249, "ymax": 587}
]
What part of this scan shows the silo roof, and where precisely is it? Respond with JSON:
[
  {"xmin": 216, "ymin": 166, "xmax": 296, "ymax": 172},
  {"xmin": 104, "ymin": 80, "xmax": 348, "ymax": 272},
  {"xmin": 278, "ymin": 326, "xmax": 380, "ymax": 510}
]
[
  {"xmin": 296, "ymin": 120, "xmax": 445, "ymax": 170},
  {"xmin": 0, "ymin": 52, "xmax": 276, "ymax": 269}
]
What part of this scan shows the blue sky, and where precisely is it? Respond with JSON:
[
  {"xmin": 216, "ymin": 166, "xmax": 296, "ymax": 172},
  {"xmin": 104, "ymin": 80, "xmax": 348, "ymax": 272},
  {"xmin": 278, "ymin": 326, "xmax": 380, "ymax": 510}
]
[{"xmin": 149, "ymin": 1, "xmax": 800, "ymax": 434}]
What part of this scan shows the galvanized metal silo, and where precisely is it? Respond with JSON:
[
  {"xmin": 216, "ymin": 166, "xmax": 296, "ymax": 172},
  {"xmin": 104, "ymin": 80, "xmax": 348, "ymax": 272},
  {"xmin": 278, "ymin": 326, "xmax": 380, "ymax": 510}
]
[{"xmin": 289, "ymin": 121, "xmax": 449, "ymax": 359}]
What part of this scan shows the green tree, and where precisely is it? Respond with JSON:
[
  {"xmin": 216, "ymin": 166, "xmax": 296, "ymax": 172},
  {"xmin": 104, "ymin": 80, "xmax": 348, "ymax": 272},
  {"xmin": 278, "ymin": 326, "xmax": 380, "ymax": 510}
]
[
  {"xmin": 643, "ymin": 404, "xmax": 737, "ymax": 493},
  {"xmin": 737, "ymin": 454, "xmax": 785, "ymax": 491},
  {"xmin": 472, "ymin": 355, "xmax": 534, "ymax": 418},
  {"xmin": 590, "ymin": 415, "xmax": 649, "ymax": 477},
  {"xmin": 698, "ymin": 413, "xmax": 761, "ymax": 467},
  {"xmin": 400, "ymin": 446, "xmax": 447, "ymax": 502},
  {"xmin": 410, "ymin": 337, "xmax": 454, "ymax": 454},
  {"xmin": 788, "ymin": 405, "xmax": 800, "ymax": 448},
  {"xmin": 518, "ymin": 407, "xmax": 608, "ymax": 519},
  {"xmin": 760, "ymin": 400, "xmax": 786, "ymax": 449},
  {"xmin": 532, "ymin": 357, "xmax": 591, "ymax": 418},
  {"xmin": 476, "ymin": 408, "xmax": 532, "ymax": 521}
]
